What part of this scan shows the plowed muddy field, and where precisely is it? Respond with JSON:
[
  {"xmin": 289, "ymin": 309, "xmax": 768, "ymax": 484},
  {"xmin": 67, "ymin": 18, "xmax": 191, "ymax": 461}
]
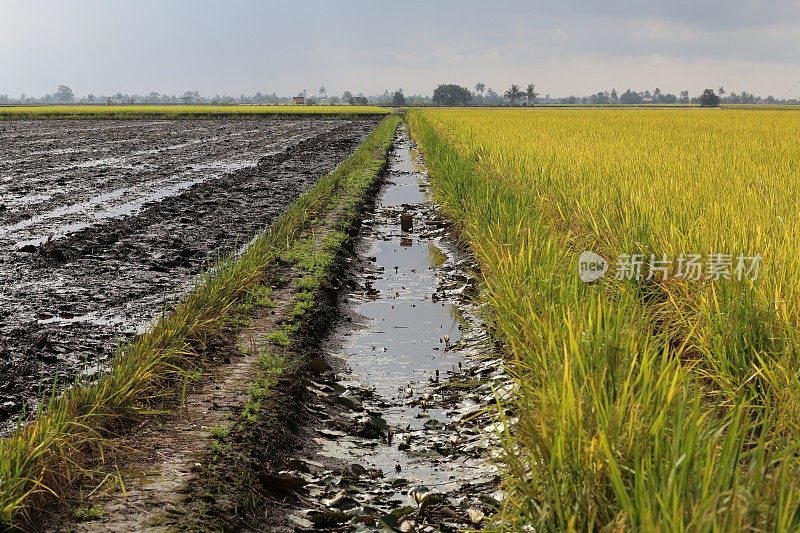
[{"xmin": 0, "ymin": 117, "xmax": 379, "ymax": 429}]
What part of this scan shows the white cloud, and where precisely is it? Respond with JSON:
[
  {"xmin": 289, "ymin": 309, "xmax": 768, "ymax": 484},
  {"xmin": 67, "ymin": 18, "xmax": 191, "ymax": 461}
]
[{"xmin": 1, "ymin": 0, "xmax": 799, "ymax": 97}]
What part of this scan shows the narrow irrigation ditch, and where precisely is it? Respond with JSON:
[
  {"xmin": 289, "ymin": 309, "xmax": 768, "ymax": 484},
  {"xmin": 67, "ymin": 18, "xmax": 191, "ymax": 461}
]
[
  {"xmin": 248, "ymin": 126, "xmax": 513, "ymax": 532},
  {"xmin": 10, "ymin": 118, "xmax": 513, "ymax": 532}
]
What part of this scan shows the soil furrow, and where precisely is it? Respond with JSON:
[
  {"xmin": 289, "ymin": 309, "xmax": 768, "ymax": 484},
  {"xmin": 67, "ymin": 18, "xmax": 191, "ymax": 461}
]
[
  {"xmin": 0, "ymin": 117, "xmax": 379, "ymax": 429},
  {"xmin": 0, "ymin": 119, "xmax": 344, "ymax": 226}
]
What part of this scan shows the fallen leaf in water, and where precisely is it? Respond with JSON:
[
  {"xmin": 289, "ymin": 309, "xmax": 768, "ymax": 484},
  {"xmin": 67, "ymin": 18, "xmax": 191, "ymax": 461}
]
[
  {"xmin": 438, "ymin": 505, "xmax": 459, "ymax": 519},
  {"xmin": 423, "ymin": 419, "xmax": 445, "ymax": 430},
  {"xmin": 307, "ymin": 509, "xmax": 351, "ymax": 527},
  {"xmin": 338, "ymin": 394, "xmax": 363, "ymax": 410},
  {"xmin": 358, "ymin": 415, "xmax": 389, "ymax": 438},
  {"xmin": 391, "ymin": 505, "xmax": 416, "ymax": 519},
  {"xmin": 467, "ymin": 507, "xmax": 485, "ymax": 524},
  {"xmin": 479, "ymin": 493, "xmax": 502, "ymax": 511},
  {"xmin": 378, "ymin": 513, "xmax": 399, "ymax": 530},
  {"xmin": 410, "ymin": 486, "xmax": 431, "ymax": 505},
  {"xmin": 259, "ymin": 472, "xmax": 306, "ymax": 494},
  {"xmin": 322, "ymin": 489, "xmax": 359, "ymax": 510},
  {"xmin": 322, "ymin": 475, "xmax": 342, "ymax": 487}
]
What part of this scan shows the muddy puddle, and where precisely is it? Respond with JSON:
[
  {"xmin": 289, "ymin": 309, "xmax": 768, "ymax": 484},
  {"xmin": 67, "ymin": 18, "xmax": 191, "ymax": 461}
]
[
  {"xmin": 265, "ymin": 127, "xmax": 513, "ymax": 532},
  {"xmin": 0, "ymin": 117, "xmax": 380, "ymax": 430}
]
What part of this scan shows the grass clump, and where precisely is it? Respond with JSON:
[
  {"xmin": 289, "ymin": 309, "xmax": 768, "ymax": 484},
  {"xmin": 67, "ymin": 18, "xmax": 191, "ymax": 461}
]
[
  {"xmin": 72, "ymin": 503, "xmax": 104, "ymax": 521},
  {"xmin": 265, "ymin": 330, "xmax": 290, "ymax": 347},
  {"xmin": 242, "ymin": 353, "xmax": 287, "ymax": 424},
  {"xmin": 296, "ymin": 277, "xmax": 318, "ymax": 292},
  {"xmin": 275, "ymin": 230, "xmax": 352, "ymax": 337},
  {"xmin": 247, "ymin": 284, "xmax": 275, "ymax": 309},
  {"xmin": 210, "ymin": 426, "xmax": 230, "ymax": 442}
]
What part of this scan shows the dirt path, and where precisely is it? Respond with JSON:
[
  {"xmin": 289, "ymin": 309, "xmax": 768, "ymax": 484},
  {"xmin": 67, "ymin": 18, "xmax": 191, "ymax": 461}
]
[
  {"xmin": 51, "ymin": 277, "xmax": 299, "ymax": 532},
  {"xmin": 257, "ymin": 127, "xmax": 512, "ymax": 532},
  {"xmin": 0, "ymin": 117, "xmax": 379, "ymax": 428}
]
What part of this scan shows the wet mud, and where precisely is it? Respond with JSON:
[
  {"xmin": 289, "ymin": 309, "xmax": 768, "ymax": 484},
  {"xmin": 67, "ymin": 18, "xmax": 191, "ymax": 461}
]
[
  {"xmin": 0, "ymin": 117, "xmax": 379, "ymax": 429},
  {"xmin": 262, "ymin": 127, "xmax": 512, "ymax": 532}
]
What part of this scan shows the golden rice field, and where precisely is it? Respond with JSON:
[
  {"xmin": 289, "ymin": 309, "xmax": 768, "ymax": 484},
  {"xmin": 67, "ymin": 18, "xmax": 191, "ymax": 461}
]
[{"xmin": 408, "ymin": 108, "xmax": 800, "ymax": 531}]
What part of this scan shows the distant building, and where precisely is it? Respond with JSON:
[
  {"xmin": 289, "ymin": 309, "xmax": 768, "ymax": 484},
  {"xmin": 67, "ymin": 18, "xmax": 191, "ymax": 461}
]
[{"xmin": 292, "ymin": 96, "xmax": 305, "ymax": 105}]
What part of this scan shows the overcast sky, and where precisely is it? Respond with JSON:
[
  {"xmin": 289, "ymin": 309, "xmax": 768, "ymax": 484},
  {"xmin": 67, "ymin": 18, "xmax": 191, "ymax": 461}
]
[{"xmin": 2, "ymin": 0, "xmax": 799, "ymax": 98}]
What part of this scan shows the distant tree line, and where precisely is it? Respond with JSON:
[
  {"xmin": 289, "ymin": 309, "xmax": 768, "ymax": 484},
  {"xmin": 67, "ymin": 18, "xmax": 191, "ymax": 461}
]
[
  {"xmin": 0, "ymin": 84, "xmax": 796, "ymax": 107},
  {"xmin": 466, "ymin": 84, "xmax": 794, "ymax": 107},
  {"xmin": 0, "ymin": 85, "xmax": 431, "ymax": 107},
  {"xmin": 0, "ymin": 86, "xmax": 291, "ymax": 106},
  {"xmin": 422, "ymin": 83, "xmax": 797, "ymax": 107}
]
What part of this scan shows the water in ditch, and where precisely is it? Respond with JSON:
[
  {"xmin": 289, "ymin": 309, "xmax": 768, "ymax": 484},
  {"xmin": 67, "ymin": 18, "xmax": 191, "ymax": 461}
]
[{"xmin": 277, "ymin": 126, "xmax": 514, "ymax": 531}]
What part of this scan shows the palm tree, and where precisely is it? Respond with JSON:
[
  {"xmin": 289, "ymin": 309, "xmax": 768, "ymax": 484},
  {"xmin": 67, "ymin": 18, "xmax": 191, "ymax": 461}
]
[
  {"xmin": 474, "ymin": 82, "xmax": 485, "ymax": 96},
  {"xmin": 525, "ymin": 83, "xmax": 538, "ymax": 105},
  {"xmin": 319, "ymin": 86, "xmax": 327, "ymax": 100},
  {"xmin": 718, "ymin": 86, "xmax": 725, "ymax": 96},
  {"xmin": 505, "ymin": 84, "xmax": 523, "ymax": 105}
]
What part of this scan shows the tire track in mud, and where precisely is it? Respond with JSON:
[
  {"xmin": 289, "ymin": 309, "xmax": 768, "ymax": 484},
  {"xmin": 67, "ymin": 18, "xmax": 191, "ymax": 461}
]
[{"xmin": 0, "ymin": 117, "xmax": 380, "ymax": 429}]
